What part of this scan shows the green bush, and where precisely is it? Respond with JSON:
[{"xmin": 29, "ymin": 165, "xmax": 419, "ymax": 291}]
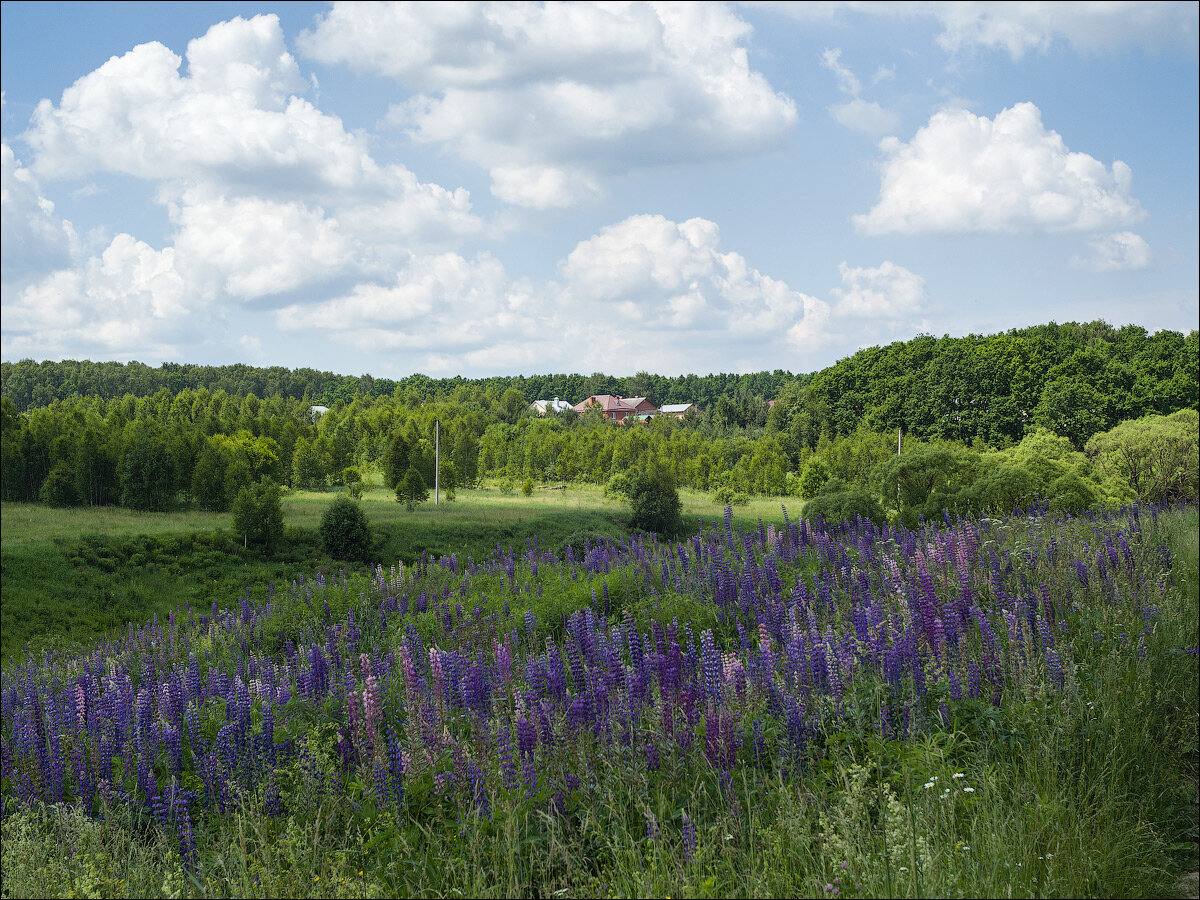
[
  {"xmin": 804, "ymin": 484, "xmax": 886, "ymax": 527},
  {"xmin": 342, "ymin": 466, "xmax": 363, "ymax": 497},
  {"xmin": 396, "ymin": 467, "xmax": 429, "ymax": 511},
  {"xmin": 967, "ymin": 464, "xmax": 1039, "ymax": 516},
  {"xmin": 798, "ymin": 457, "xmax": 830, "ymax": 498},
  {"xmin": 191, "ymin": 443, "xmax": 231, "ymax": 511},
  {"xmin": 39, "ymin": 462, "xmax": 80, "ymax": 508},
  {"xmin": 439, "ymin": 461, "xmax": 458, "ymax": 501},
  {"xmin": 628, "ymin": 464, "xmax": 684, "ymax": 537},
  {"xmin": 232, "ymin": 477, "xmax": 284, "ymax": 550},
  {"xmin": 119, "ymin": 426, "xmax": 177, "ymax": 511},
  {"xmin": 1048, "ymin": 472, "xmax": 1098, "ymax": 515},
  {"xmin": 604, "ymin": 471, "xmax": 635, "ymax": 499},
  {"xmin": 521, "ymin": 477, "xmax": 534, "ymax": 497},
  {"xmin": 713, "ymin": 485, "xmax": 750, "ymax": 506},
  {"xmin": 319, "ymin": 496, "xmax": 372, "ymax": 561},
  {"xmin": 1086, "ymin": 409, "xmax": 1200, "ymax": 503}
]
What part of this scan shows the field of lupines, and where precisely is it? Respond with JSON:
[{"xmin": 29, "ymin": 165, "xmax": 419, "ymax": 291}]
[{"xmin": 2, "ymin": 503, "xmax": 1197, "ymax": 898}]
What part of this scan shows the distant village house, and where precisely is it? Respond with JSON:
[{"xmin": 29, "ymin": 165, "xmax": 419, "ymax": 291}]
[
  {"xmin": 529, "ymin": 398, "xmax": 572, "ymax": 416},
  {"xmin": 568, "ymin": 395, "xmax": 692, "ymax": 424},
  {"xmin": 571, "ymin": 394, "xmax": 649, "ymax": 423},
  {"xmin": 659, "ymin": 403, "xmax": 698, "ymax": 420}
]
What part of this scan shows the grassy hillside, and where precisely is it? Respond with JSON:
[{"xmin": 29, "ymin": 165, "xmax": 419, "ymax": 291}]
[
  {"xmin": 1, "ymin": 502, "xmax": 1195, "ymax": 897},
  {"xmin": 0, "ymin": 483, "xmax": 790, "ymax": 661}
]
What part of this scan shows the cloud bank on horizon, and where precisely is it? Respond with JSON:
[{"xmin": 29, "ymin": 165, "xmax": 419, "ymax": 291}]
[{"xmin": 2, "ymin": 1, "xmax": 1196, "ymax": 378}]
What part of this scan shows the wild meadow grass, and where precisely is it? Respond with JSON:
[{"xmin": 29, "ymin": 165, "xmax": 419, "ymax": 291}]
[
  {"xmin": 0, "ymin": 483, "xmax": 762, "ymax": 662},
  {"xmin": 2, "ymin": 503, "xmax": 1196, "ymax": 898}
]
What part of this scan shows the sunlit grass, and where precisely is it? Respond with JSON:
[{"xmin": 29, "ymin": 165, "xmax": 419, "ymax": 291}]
[{"xmin": 2, "ymin": 502, "xmax": 1195, "ymax": 898}]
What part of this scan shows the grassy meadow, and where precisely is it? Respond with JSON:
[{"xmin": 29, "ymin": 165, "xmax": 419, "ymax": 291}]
[
  {"xmin": 1, "ymin": 487, "xmax": 1197, "ymax": 898},
  {"xmin": 0, "ymin": 481, "xmax": 783, "ymax": 662}
]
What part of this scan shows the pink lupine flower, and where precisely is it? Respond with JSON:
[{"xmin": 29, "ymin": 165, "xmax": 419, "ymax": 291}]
[{"xmin": 74, "ymin": 683, "xmax": 87, "ymax": 730}]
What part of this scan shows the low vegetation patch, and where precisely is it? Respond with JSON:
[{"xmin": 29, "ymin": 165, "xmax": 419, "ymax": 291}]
[{"xmin": 2, "ymin": 501, "xmax": 1196, "ymax": 897}]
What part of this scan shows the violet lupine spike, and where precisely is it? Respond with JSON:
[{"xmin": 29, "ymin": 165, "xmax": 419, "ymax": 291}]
[{"xmin": 681, "ymin": 812, "xmax": 698, "ymax": 862}]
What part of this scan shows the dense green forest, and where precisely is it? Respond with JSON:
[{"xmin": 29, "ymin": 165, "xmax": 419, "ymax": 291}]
[
  {"xmin": 5, "ymin": 320, "xmax": 1194, "ymax": 437},
  {"xmin": 0, "ymin": 358, "xmax": 793, "ymax": 420},
  {"xmin": 789, "ymin": 321, "xmax": 1197, "ymax": 447},
  {"xmin": 2, "ymin": 320, "xmax": 1196, "ymax": 526}
]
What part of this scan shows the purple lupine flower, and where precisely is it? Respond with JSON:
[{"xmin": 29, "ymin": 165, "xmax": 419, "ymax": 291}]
[
  {"xmin": 1074, "ymin": 560, "xmax": 1090, "ymax": 587},
  {"xmin": 700, "ymin": 630, "xmax": 722, "ymax": 706},
  {"xmin": 645, "ymin": 740, "xmax": 660, "ymax": 772},
  {"xmin": 522, "ymin": 756, "xmax": 538, "ymax": 798},
  {"xmin": 681, "ymin": 812, "xmax": 697, "ymax": 862},
  {"xmin": 1045, "ymin": 649, "xmax": 1065, "ymax": 692},
  {"xmin": 171, "ymin": 782, "xmax": 198, "ymax": 873},
  {"xmin": 373, "ymin": 761, "xmax": 391, "ymax": 805},
  {"xmin": 468, "ymin": 760, "xmax": 491, "ymax": 821},
  {"xmin": 151, "ymin": 788, "xmax": 171, "ymax": 833},
  {"xmin": 495, "ymin": 638, "xmax": 513, "ymax": 689},
  {"xmin": 516, "ymin": 715, "xmax": 537, "ymax": 758},
  {"xmin": 497, "ymin": 723, "xmax": 519, "ymax": 792},
  {"xmin": 163, "ymin": 724, "xmax": 183, "ymax": 779},
  {"xmin": 752, "ymin": 719, "xmax": 766, "ymax": 768},
  {"xmin": 645, "ymin": 810, "xmax": 660, "ymax": 841}
]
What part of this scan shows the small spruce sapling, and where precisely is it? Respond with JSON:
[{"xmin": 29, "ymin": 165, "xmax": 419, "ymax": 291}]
[{"xmin": 396, "ymin": 466, "xmax": 429, "ymax": 511}]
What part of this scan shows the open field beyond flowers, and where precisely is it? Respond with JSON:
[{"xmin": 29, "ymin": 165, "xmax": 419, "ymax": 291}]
[
  {"xmin": 2, "ymin": 504, "xmax": 1197, "ymax": 898},
  {"xmin": 0, "ymin": 484, "xmax": 777, "ymax": 662}
]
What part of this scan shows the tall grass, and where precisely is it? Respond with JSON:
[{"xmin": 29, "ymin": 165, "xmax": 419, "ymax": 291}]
[
  {"xmin": 0, "ymin": 483, "xmax": 776, "ymax": 661},
  {"xmin": 2, "ymin": 505, "xmax": 1196, "ymax": 898}
]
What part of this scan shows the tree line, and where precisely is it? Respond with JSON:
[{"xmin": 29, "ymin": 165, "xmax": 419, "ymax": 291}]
[
  {"xmin": 794, "ymin": 410, "xmax": 1197, "ymax": 528},
  {"xmin": 4, "ymin": 320, "xmax": 1193, "ymax": 447},
  {"xmin": 2, "ymin": 320, "xmax": 1195, "ymax": 520},
  {"xmin": 0, "ymin": 358, "xmax": 794, "ymax": 420}
]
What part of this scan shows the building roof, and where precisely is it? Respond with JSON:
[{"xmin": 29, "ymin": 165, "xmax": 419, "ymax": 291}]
[
  {"xmin": 572, "ymin": 394, "xmax": 638, "ymax": 413},
  {"xmin": 660, "ymin": 403, "xmax": 695, "ymax": 413},
  {"xmin": 530, "ymin": 398, "xmax": 572, "ymax": 414}
]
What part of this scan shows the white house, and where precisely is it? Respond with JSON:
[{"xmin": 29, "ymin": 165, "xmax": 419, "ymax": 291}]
[
  {"xmin": 660, "ymin": 403, "xmax": 698, "ymax": 419},
  {"xmin": 530, "ymin": 397, "xmax": 572, "ymax": 415}
]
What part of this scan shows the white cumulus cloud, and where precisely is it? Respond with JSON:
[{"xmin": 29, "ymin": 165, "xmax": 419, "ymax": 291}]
[
  {"xmin": 20, "ymin": 14, "xmax": 483, "ymax": 313},
  {"xmin": 276, "ymin": 252, "xmax": 518, "ymax": 348},
  {"xmin": 854, "ymin": 102, "xmax": 1145, "ymax": 235},
  {"xmin": 26, "ymin": 14, "xmax": 477, "ymax": 212},
  {"xmin": 1075, "ymin": 231, "xmax": 1153, "ymax": 271},
  {"xmin": 169, "ymin": 190, "xmax": 354, "ymax": 299},
  {"xmin": 2, "ymin": 235, "xmax": 189, "ymax": 360},
  {"xmin": 303, "ymin": 1, "xmax": 797, "ymax": 208},
  {"xmin": 831, "ymin": 260, "xmax": 926, "ymax": 317},
  {"xmin": 1, "ymin": 142, "xmax": 76, "ymax": 287},
  {"xmin": 821, "ymin": 48, "xmax": 900, "ymax": 137},
  {"xmin": 758, "ymin": 2, "xmax": 1198, "ymax": 59},
  {"xmin": 932, "ymin": 1, "xmax": 1199, "ymax": 58},
  {"xmin": 560, "ymin": 214, "xmax": 827, "ymax": 341},
  {"xmin": 274, "ymin": 214, "xmax": 834, "ymax": 375}
]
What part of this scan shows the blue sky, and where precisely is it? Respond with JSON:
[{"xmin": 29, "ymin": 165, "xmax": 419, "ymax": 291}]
[{"xmin": 2, "ymin": 1, "xmax": 1197, "ymax": 379}]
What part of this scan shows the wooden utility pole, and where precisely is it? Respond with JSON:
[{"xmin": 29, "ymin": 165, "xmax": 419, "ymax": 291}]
[{"xmin": 435, "ymin": 419, "xmax": 440, "ymax": 505}]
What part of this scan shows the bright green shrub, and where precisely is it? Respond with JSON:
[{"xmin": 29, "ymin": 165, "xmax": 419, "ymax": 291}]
[
  {"xmin": 319, "ymin": 496, "xmax": 372, "ymax": 561},
  {"xmin": 39, "ymin": 461, "xmax": 80, "ymax": 507},
  {"xmin": 232, "ymin": 477, "xmax": 284, "ymax": 550}
]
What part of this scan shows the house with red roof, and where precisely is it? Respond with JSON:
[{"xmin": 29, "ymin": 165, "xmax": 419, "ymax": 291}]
[{"xmin": 572, "ymin": 394, "xmax": 657, "ymax": 423}]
